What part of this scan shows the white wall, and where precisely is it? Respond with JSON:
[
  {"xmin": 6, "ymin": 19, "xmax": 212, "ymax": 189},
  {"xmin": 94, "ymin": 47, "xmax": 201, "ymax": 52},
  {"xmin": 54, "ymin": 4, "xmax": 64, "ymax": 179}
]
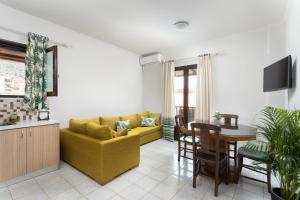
[
  {"xmin": 0, "ymin": 4, "xmax": 143, "ymax": 127},
  {"xmin": 142, "ymin": 63, "xmax": 164, "ymax": 113},
  {"xmin": 265, "ymin": 22, "xmax": 288, "ymax": 108},
  {"xmin": 144, "ymin": 27, "xmax": 275, "ymax": 125},
  {"xmin": 286, "ymin": 0, "xmax": 300, "ymax": 109}
]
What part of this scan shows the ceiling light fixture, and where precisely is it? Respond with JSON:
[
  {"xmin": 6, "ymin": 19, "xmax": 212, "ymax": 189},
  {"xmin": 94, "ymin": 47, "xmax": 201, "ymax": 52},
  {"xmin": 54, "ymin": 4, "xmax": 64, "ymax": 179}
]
[{"xmin": 174, "ymin": 21, "xmax": 189, "ymax": 29}]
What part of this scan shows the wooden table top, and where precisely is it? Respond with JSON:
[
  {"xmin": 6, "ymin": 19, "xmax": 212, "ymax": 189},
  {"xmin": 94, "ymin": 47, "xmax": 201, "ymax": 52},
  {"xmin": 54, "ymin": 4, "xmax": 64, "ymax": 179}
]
[{"xmin": 184, "ymin": 121, "xmax": 257, "ymax": 142}]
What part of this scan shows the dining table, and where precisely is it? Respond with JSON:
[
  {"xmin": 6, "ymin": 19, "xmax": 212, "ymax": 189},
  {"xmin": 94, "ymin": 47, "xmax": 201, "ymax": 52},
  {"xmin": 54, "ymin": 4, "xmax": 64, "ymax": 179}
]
[{"xmin": 183, "ymin": 120, "xmax": 258, "ymax": 182}]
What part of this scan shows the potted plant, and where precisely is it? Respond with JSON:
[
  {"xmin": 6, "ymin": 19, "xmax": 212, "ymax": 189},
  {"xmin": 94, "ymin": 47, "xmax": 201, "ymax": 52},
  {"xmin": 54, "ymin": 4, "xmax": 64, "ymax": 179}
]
[
  {"xmin": 213, "ymin": 111, "xmax": 221, "ymax": 124},
  {"xmin": 257, "ymin": 107, "xmax": 300, "ymax": 200},
  {"xmin": 9, "ymin": 113, "xmax": 19, "ymax": 124}
]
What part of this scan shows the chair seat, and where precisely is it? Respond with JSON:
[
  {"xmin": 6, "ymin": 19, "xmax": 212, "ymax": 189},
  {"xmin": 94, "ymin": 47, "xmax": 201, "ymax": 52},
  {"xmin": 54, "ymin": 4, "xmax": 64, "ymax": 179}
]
[
  {"xmin": 180, "ymin": 136, "xmax": 200, "ymax": 143},
  {"xmin": 238, "ymin": 147, "xmax": 269, "ymax": 161},
  {"xmin": 195, "ymin": 151, "xmax": 227, "ymax": 161}
]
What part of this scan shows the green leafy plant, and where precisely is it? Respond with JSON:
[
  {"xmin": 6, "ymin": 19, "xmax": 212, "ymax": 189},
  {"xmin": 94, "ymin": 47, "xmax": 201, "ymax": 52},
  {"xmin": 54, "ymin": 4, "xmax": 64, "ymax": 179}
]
[
  {"xmin": 213, "ymin": 111, "xmax": 221, "ymax": 121},
  {"xmin": 9, "ymin": 113, "xmax": 18, "ymax": 120},
  {"xmin": 257, "ymin": 107, "xmax": 300, "ymax": 200}
]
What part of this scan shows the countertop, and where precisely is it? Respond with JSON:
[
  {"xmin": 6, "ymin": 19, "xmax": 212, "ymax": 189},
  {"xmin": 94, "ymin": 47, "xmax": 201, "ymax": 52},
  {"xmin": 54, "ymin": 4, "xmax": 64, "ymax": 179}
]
[{"xmin": 0, "ymin": 120, "xmax": 60, "ymax": 131}]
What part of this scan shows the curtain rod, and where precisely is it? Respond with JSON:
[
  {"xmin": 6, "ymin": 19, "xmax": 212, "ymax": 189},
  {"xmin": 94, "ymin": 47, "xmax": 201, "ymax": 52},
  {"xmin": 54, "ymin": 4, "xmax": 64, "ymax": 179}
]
[
  {"xmin": 0, "ymin": 25, "xmax": 72, "ymax": 48},
  {"xmin": 164, "ymin": 52, "xmax": 220, "ymax": 63}
]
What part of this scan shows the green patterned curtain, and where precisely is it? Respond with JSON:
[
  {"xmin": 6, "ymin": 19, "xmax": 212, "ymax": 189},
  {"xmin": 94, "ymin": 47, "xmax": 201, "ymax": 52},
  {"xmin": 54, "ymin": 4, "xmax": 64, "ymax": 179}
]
[{"xmin": 23, "ymin": 33, "xmax": 49, "ymax": 110}]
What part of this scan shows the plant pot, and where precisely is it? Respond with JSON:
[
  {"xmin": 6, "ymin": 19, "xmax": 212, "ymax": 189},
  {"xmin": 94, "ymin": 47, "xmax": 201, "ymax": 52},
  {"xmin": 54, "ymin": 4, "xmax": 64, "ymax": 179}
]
[
  {"xmin": 271, "ymin": 188, "xmax": 284, "ymax": 200},
  {"xmin": 214, "ymin": 119, "xmax": 220, "ymax": 125},
  {"xmin": 9, "ymin": 116, "xmax": 20, "ymax": 124}
]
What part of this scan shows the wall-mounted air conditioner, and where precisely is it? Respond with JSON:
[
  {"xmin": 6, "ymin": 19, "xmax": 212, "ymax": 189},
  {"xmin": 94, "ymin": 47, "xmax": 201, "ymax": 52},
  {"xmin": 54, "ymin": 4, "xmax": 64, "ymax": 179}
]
[{"xmin": 139, "ymin": 53, "xmax": 162, "ymax": 66}]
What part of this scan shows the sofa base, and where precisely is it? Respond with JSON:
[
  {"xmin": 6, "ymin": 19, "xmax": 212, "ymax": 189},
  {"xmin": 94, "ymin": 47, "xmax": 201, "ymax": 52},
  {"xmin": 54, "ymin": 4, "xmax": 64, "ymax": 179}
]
[{"xmin": 140, "ymin": 130, "xmax": 162, "ymax": 145}]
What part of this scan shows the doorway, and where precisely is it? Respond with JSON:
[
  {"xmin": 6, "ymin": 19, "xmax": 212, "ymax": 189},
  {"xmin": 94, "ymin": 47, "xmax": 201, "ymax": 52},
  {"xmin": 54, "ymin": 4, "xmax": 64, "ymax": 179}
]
[{"xmin": 174, "ymin": 64, "xmax": 197, "ymax": 123}]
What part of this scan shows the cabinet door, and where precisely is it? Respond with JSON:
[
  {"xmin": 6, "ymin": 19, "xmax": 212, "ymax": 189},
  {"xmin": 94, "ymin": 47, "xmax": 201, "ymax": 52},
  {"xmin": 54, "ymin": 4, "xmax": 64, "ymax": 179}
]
[
  {"xmin": 0, "ymin": 129, "xmax": 26, "ymax": 181},
  {"xmin": 27, "ymin": 124, "xmax": 59, "ymax": 173},
  {"xmin": 42, "ymin": 124, "xmax": 59, "ymax": 168}
]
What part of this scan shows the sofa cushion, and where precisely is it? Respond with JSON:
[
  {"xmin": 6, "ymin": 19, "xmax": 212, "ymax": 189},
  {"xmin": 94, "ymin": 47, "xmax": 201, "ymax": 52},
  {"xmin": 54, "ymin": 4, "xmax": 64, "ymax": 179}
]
[
  {"xmin": 100, "ymin": 116, "xmax": 120, "ymax": 131},
  {"xmin": 112, "ymin": 129, "xmax": 129, "ymax": 137},
  {"xmin": 129, "ymin": 126, "xmax": 161, "ymax": 136},
  {"xmin": 116, "ymin": 120, "xmax": 131, "ymax": 131},
  {"xmin": 149, "ymin": 113, "xmax": 161, "ymax": 126},
  {"xmin": 137, "ymin": 112, "xmax": 149, "ymax": 126},
  {"xmin": 120, "ymin": 114, "xmax": 138, "ymax": 128},
  {"xmin": 141, "ymin": 117, "xmax": 156, "ymax": 127},
  {"xmin": 69, "ymin": 119, "xmax": 87, "ymax": 134},
  {"xmin": 85, "ymin": 117, "xmax": 101, "ymax": 125},
  {"xmin": 86, "ymin": 123, "xmax": 113, "ymax": 140}
]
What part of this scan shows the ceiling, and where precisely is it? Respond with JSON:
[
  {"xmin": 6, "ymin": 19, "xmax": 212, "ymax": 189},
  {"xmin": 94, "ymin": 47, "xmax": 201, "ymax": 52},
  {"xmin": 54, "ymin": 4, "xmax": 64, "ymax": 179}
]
[{"xmin": 0, "ymin": 0, "xmax": 287, "ymax": 54}]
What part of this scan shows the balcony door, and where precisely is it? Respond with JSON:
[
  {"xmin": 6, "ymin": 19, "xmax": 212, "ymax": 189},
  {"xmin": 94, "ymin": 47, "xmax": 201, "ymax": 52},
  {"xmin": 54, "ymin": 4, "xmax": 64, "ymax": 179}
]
[{"xmin": 175, "ymin": 64, "xmax": 197, "ymax": 123}]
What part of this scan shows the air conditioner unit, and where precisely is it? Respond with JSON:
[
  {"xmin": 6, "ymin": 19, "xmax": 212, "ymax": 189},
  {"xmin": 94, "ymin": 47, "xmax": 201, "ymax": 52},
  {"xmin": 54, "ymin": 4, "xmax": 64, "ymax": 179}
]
[{"xmin": 139, "ymin": 53, "xmax": 162, "ymax": 66}]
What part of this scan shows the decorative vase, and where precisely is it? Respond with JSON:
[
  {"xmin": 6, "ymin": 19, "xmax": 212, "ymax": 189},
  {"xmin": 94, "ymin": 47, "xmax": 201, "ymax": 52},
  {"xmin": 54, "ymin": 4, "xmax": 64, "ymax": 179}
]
[
  {"xmin": 214, "ymin": 119, "xmax": 220, "ymax": 125},
  {"xmin": 271, "ymin": 188, "xmax": 285, "ymax": 200}
]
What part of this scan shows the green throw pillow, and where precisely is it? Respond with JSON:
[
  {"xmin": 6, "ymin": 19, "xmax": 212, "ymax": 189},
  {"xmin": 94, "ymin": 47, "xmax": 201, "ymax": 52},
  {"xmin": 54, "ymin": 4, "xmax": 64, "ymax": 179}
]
[
  {"xmin": 141, "ymin": 117, "xmax": 156, "ymax": 127},
  {"xmin": 116, "ymin": 120, "xmax": 131, "ymax": 131}
]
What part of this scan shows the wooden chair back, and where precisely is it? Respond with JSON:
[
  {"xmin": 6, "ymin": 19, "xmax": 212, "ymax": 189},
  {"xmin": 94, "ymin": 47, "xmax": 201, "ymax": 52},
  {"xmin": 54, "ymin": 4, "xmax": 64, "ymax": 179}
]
[
  {"xmin": 175, "ymin": 114, "xmax": 185, "ymax": 128},
  {"xmin": 191, "ymin": 123, "xmax": 221, "ymax": 162},
  {"xmin": 220, "ymin": 114, "xmax": 239, "ymax": 127}
]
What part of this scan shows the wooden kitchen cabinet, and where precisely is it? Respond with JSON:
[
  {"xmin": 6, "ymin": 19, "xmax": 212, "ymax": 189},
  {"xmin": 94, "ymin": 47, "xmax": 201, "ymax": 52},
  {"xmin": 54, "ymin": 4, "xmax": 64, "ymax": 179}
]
[
  {"xmin": 0, "ymin": 128, "xmax": 26, "ymax": 181},
  {"xmin": 26, "ymin": 124, "xmax": 59, "ymax": 173},
  {"xmin": 0, "ymin": 122, "xmax": 59, "ymax": 182}
]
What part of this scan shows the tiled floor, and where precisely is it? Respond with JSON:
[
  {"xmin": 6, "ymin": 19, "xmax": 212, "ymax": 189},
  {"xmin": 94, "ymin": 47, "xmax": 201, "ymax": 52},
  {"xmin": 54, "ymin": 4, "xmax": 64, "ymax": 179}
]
[{"xmin": 0, "ymin": 139, "xmax": 276, "ymax": 200}]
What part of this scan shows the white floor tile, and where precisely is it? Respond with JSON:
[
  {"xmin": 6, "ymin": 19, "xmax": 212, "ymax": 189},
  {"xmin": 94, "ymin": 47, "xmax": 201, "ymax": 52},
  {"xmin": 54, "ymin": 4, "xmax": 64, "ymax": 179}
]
[
  {"xmin": 118, "ymin": 184, "xmax": 147, "ymax": 200},
  {"xmin": 1, "ymin": 139, "xmax": 267, "ymax": 200},
  {"xmin": 147, "ymin": 170, "xmax": 169, "ymax": 182},
  {"xmin": 135, "ymin": 176, "xmax": 160, "ymax": 192},
  {"xmin": 75, "ymin": 179, "xmax": 100, "ymax": 195},
  {"xmin": 0, "ymin": 187, "xmax": 12, "ymax": 200},
  {"xmin": 41, "ymin": 178, "xmax": 72, "ymax": 198},
  {"xmin": 106, "ymin": 177, "xmax": 131, "ymax": 193},
  {"xmin": 141, "ymin": 193, "xmax": 162, "ymax": 200},
  {"xmin": 51, "ymin": 188, "xmax": 82, "ymax": 200},
  {"xmin": 8, "ymin": 179, "xmax": 43, "ymax": 199},
  {"xmin": 151, "ymin": 183, "xmax": 180, "ymax": 200},
  {"xmin": 85, "ymin": 187, "xmax": 116, "ymax": 200}
]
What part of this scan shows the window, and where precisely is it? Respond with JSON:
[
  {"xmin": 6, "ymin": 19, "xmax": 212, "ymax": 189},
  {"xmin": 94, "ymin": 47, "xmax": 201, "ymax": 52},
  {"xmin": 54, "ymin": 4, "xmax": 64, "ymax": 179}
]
[
  {"xmin": 175, "ymin": 64, "xmax": 197, "ymax": 122},
  {"xmin": 0, "ymin": 39, "xmax": 58, "ymax": 97}
]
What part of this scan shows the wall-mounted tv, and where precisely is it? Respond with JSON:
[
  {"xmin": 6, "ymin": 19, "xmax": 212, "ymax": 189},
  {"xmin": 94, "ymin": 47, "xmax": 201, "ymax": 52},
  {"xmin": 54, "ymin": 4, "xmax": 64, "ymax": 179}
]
[{"xmin": 263, "ymin": 55, "xmax": 292, "ymax": 92}]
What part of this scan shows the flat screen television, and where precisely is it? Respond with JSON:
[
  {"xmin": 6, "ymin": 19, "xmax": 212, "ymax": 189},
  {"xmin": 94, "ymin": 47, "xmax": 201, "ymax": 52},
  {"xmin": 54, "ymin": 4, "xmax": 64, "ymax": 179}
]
[{"xmin": 263, "ymin": 55, "xmax": 292, "ymax": 92}]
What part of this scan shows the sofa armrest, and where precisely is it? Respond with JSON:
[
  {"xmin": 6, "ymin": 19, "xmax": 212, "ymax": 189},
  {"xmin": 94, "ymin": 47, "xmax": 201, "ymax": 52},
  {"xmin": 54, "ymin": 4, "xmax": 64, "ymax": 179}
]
[
  {"xmin": 60, "ymin": 129, "xmax": 102, "ymax": 178},
  {"xmin": 98, "ymin": 133, "xmax": 140, "ymax": 183}
]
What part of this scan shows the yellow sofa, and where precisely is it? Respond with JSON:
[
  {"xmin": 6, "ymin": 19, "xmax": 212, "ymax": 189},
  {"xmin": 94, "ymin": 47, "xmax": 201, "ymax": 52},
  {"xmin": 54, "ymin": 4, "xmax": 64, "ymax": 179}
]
[{"xmin": 60, "ymin": 112, "xmax": 161, "ymax": 185}]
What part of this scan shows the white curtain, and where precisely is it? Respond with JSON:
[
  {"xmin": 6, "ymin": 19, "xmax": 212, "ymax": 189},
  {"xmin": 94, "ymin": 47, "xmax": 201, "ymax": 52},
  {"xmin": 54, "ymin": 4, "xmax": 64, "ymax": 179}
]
[
  {"xmin": 162, "ymin": 61, "xmax": 175, "ymax": 141},
  {"xmin": 194, "ymin": 54, "xmax": 212, "ymax": 121}
]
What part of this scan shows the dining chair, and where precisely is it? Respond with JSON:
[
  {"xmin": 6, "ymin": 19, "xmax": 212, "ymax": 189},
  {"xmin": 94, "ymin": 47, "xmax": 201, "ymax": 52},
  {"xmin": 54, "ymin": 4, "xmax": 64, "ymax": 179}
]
[
  {"xmin": 237, "ymin": 140, "xmax": 271, "ymax": 192},
  {"xmin": 220, "ymin": 114, "xmax": 239, "ymax": 168},
  {"xmin": 191, "ymin": 122, "xmax": 228, "ymax": 197},
  {"xmin": 175, "ymin": 115, "xmax": 200, "ymax": 161}
]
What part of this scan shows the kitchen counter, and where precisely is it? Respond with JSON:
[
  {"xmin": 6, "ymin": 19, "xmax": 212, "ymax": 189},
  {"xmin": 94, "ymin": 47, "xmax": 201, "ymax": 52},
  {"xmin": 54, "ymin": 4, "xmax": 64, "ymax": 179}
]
[{"xmin": 0, "ymin": 120, "xmax": 60, "ymax": 131}]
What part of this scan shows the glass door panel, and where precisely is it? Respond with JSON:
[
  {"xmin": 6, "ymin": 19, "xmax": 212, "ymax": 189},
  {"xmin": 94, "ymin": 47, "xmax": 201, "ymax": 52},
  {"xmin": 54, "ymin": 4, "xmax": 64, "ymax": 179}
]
[{"xmin": 174, "ymin": 65, "xmax": 197, "ymax": 123}]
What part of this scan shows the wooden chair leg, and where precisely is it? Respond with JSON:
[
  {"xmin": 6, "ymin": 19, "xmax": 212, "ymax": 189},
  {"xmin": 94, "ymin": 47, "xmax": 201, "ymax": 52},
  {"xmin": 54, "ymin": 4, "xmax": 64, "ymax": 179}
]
[
  {"xmin": 225, "ymin": 160, "xmax": 229, "ymax": 185},
  {"xmin": 193, "ymin": 158, "xmax": 197, "ymax": 188},
  {"xmin": 178, "ymin": 139, "xmax": 181, "ymax": 162},
  {"xmin": 227, "ymin": 143, "xmax": 230, "ymax": 178},
  {"xmin": 267, "ymin": 163, "xmax": 271, "ymax": 193},
  {"xmin": 236, "ymin": 154, "xmax": 243, "ymax": 184},
  {"xmin": 214, "ymin": 164, "xmax": 219, "ymax": 197},
  {"xmin": 234, "ymin": 142, "xmax": 237, "ymax": 168}
]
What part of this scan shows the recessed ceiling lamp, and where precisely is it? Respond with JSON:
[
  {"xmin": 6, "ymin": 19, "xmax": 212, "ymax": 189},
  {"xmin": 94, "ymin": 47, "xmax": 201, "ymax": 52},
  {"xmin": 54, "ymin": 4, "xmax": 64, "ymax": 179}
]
[{"xmin": 174, "ymin": 21, "xmax": 189, "ymax": 29}]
